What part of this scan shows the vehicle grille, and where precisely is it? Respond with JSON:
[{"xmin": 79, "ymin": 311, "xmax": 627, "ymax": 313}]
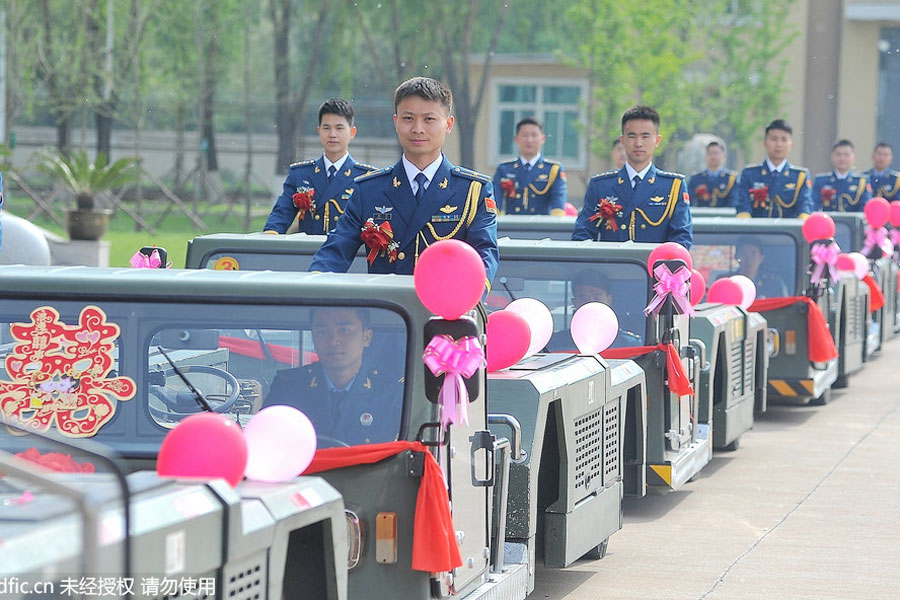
[
  {"xmin": 574, "ymin": 407, "xmax": 604, "ymax": 491},
  {"xmin": 603, "ymin": 402, "xmax": 620, "ymax": 485},
  {"xmin": 729, "ymin": 340, "xmax": 744, "ymax": 395}
]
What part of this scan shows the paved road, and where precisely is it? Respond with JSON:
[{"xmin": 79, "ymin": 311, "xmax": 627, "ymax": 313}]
[{"xmin": 531, "ymin": 336, "xmax": 900, "ymax": 600}]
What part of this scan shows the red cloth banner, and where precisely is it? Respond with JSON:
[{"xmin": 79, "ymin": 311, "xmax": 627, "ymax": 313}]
[
  {"xmin": 305, "ymin": 441, "xmax": 462, "ymax": 573},
  {"xmin": 219, "ymin": 335, "xmax": 298, "ymax": 365},
  {"xmin": 748, "ymin": 296, "xmax": 838, "ymax": 363},
  {"xmin": 862, "ymin": 274, "xmax": 885, "ymax": 312},
  {"xmin": 601, "ymin": 343, "xmax": 694, "ymax": 396}
]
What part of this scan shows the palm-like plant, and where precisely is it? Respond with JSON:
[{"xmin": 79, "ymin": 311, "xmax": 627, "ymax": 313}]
[{"xmin": 36, "ymin": 149, "xmax": 141, "ymax": 210}]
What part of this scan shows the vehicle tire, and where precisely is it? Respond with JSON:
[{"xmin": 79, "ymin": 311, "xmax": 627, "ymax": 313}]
[
  {"xmin": 809, "ymin": 389, "xmax": 831, "ymax": 406},
  {"xmin": 722, "ymin": 436, "xmax": 741, "ymax": 452},
  {"xmin": 833, "ymin": 374, "xmax": 849, "ymax": 389},
  {"xmin": 584, "ymin": 538, "xmax": 609, "ymax": 560}
]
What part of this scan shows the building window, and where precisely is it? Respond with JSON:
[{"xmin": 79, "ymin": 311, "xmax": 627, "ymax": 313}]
[{"xmin": 492, "ymin": 78, "xmax": 586, "ymax": 169}]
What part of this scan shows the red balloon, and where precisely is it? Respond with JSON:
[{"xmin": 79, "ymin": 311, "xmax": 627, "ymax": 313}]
[
  {"xmin": 706, "ymin": 278, "xmax": 744, "ymax": 306},
  {"xmin": 835, "ymin": 253, "xmax": 855, "ymax": 272},
  {"xmin": 689, "ymin": 268, "xmax": 706, "ymax": 306},
  {"xmin": 890, "ymin": 201, "xmax": 900, "ymax": 228},
  {"xmin": 486, "ymin": 310, "xmax": 531, "ymax": 372},
  {"xmin": 157, "ymin": 413, "xmax": 248, "ymax": 487},
  {"xmin": 564, "ymin": 202, "xmax": 578, "ymax": 216},
  {"xmin": 414, "ymin": 239, "xmax": 486, "ymax": 320},
  {"xmin": 647, "ymin": 242, "xmax": 692, "ymax": 275},
  {"xmin": 801, "ymin": 212, "xmax": 835, "ymax": 242},
  {"xmin": 864, "ymin": 197, "xmax": 891, "ymax": 228}
]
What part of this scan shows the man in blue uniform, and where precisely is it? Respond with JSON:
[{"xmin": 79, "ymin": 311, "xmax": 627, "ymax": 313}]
[
  {"xmin": 865, "ymin": 142, "xmax": 900, "ymax": 201},
  {"xmin": 309, "ymin": 77, "xmax": 499, "ymax": 291},
  {"xmin": 491, "ymin": 117, "xmax": 567, "ymax": 215},
  {"xmin": 687, "ymin": 141, "xmax": 739, "ymax": 208},
  {"xmin": 735, "ymin": 119, "xmax": 812, "ymax": 218},
  {"xmin": 264, "ymin": 307, "xmax": 402, "ymax": 446},
  {"xmin": 572, "ymin": 105, "xmax": 693, "ymax": 248},
  {"xmin": 611, "ymin": 138, "xmax": 627, "ymax": 170},
  {"xmin": 812, "ymin": 140, "xmax": 872, "ymax": 212},
  {"xmin": 264, "ymin": 98, "xmax": 376, "ymax": 235}
]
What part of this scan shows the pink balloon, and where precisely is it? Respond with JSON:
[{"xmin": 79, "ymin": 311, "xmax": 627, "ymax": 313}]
[
  {"xmin": 730, "ymin": 275, "xmax": 757, "ymax": 309},
  {"xmin": 505, "ymin": 298, "xmax": 554, "ymax": 359},
  {"xmin": 244, "ymin": 406, "xmax": 317, "ymax": 482},
  {"xmin": 564, "ymin": 202, "xmax": 578, "ymax": 216},
  {"xmin": 157, "ymin": 413, "xmax": 248, "ymax": 487},
  {"xmin": 707, "ymin": 278, "xmax": 744, "ymax": 306},
  {"xmin": 890, "ymin": 201, "xmax": 900, "ymax": 228},
  {"xmin": 835, "ymin": 252, "xmax": 855, "ymax": 273},
  {"xmin": 801, "ymin": 212, "xmax": 835, "ymax": 242},
  {"xmin": 647, "ymin": 242, "xmax": 692, "ymax": 275},
  {"xmin": 689, "ymin": 269, "xmax": 706, "ymax": 306},
  {"xmin": 414, "ymin": 240, "xmax": 486, "ymax": 320},
  {"xmin": 570, "ymin": 302, "xmax": 618, "ymax": 354},
  {"xmin": 486, "ymin": 310, "xmax": 531, "ymax": 371},
  {"xmin": 848, "ymin": 252, "xmax": 869, "ymax": 280},
  {"xmin": 864, "ymin": 197, "xmax": 891, "ymax": 229}
]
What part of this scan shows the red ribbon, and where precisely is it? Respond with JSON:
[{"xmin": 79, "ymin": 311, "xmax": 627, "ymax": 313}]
[
  {"xmin": 292, "ymin": 189, "xmax": 316, "ymax": 220},
  {"xmin": 360, "ymin": 219, "xmax": 398, "ymax": 265},
  {"xmin": 601, "ymin": 343, "xmax": 694, "ymax": 396},
  {"xmin": 588, "ymin": 198, "xmax": 624, "ymax": 230},
  {"xmin": 748, "ymin": 297, "xmax": 838, "ymax": 362},
  {"xmin": 749, "ymin": 186, "xmax": 769, "ymax": 209},
  {"xmin": 863, "ymin": 274, "xmax": 885, "ymax": 312},
  {"xmin": 305, "ymin": 441, "xmax": 462, "ymax": 573}
]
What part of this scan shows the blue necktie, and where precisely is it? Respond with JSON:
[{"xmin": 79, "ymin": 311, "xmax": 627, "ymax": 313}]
[
  {"xmin": 415, "ymin": 172, "xmax": 427, "ymax": 202},
  {"xmin": 632, "ymin": 175, "xmax": 641, "ymax": 189},
  {"xmin": 328, "ymin": 165, "xmax": 336, "ymax": 182}
]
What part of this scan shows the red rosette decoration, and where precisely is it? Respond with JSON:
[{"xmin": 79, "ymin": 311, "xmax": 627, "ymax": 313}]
[
  {"xmin": 588, "ymin": 197, "xmax": 624, "ymax": 231},
  {"xmin": 292, "ymin": 188, "xmax": 316, "ymax": 220},
  {"xmin": 749, "ymin": 185, "xmax": 769, "ymax": 209},
  {"xmin": 360, "ymin": 218, "xmax": 399, "ymax": 265},
  {"xmin": 500, "ymin": 178, "xmax": 516, "ymax": 199},
  {"xmin": 694, "ymin": 183, "xmax": 710, "ymax": 201},
  {"xmin": 820, "ymin": 187, "xmax": 836, "ymax": 209}
]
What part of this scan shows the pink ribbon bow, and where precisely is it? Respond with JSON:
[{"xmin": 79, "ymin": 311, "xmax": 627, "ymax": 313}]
[
  {"xmin": 644, "ymin": 263, "xmax": 695, "ymax": 317},
  {"xmin": 422, "ymin": 335, "xmax": 485, "ymax": 428},
  {"xmin": 129, "ymin": 249, "xmax": 161, "ymax": 269},
  {"xmin": 810, "ymin": 241, "xmax": 840, "ymax": 285},
  {"xmin": 890, "ymin": 229, "xmax": 900, "ymax": 252},
  {"xmin": 861, "ymin": 226, "xmax": 893, "ymax": 257}
]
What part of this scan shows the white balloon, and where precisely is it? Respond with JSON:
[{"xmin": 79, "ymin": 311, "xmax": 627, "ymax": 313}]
[
  {"xmin": 570, "ymin": 302, "xmax": 619, "ymax": 354},
  {"xmin": 848, "ymin": 252, "xmax": 869, "ymax": 280},
  {"xmin": 730, "ymin": 275, "xmax": 757, "ymax": 309},
  {"xmin": 505, "ymin": 298, "xmax": 554, "ymax": 358}
]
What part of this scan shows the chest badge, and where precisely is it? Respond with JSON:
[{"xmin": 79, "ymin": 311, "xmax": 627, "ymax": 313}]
[
  {"xmin": 440, "ymin": 204, "xmax": 458, "ymax": 214},
  {"xmin": 360, "ymin": 412, "xmax": 374, "ymax": 427},
  {"xmin": 438, "ymin": 177, "xmax": 448, "ymax": 189},
  {"xmin": 650, "ymin": 195, "xmax": 664, "ymax": 203},
  {"xmin": 537, "ymin": 173, "xmax": 549, "ymax": 180},
  {"xmin": 785, "ymin": 183, "xmax": 796, "ymax": 189}
]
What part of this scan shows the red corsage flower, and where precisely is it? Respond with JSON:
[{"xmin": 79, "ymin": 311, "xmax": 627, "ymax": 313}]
[
  {"xmin": 360, "ymin": 218, "xmax": 399, "ymax": 265},
  {"xmin": 16, "ymin": 447, "xmax": 95, "ymax": 473},
  {"xmin": 820, "ymin": 187, "xmax": 836, "ymax": 208},
  {"xmin": 588, "ymin": 197, "xmax": 624, "ymax": 231},
  {"xmin": 749, "ymin": 185, "xmax": 769, "ymax": 209},
  {"xmin": 694, "ymin": 183, "xmax": 710, "ymax": 201},
  {"xmin": 292, "ymin": 187, "xmax": 316, "ymax": 220},
  {"xmin": 500, "ymin": 178, "xmax": 516, "ymax": 199}
]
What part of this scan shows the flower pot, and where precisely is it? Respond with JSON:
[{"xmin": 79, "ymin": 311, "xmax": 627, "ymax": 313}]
[{"xmin": 65, "ymin": 209, "xmax": 113, "ymax": 241}]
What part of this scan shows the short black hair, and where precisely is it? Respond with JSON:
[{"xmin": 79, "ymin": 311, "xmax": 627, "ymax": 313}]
[
  {"xmin": 515, "ymin": 116, "xmax": 543, "ymax": 134},
  {"xmin": 393, "ymin": 76, "xmax": 452, "ymax": 114},
  {"xmin": 572, "ymin": 269, "xmax": 611, "ymax": 293},
  {"xmin": 310, "ymin": 306, "xmax": 372, "ymax": 330},
  {"xmin": 612, "ymin": 138, "xmax": 623, "ymax": 149},
  {"xmin": 765, "ymin": 119, "xmax": 792, "ymax": 136},
  {"xmin": 737, "ymin": 235, "xmax": 764, "ymax": 254},
  {"xmin": 318, "ymin": 98, "xmax": 354, "ymax": 126},
  {"xmin": 875, "ymin": 141, "xmax": 893, "ymax": 152},
  {"xmin": 621, "ymin": 106, "xmax": 660, "ymax": 132},
  {"xmin": 832, "ymin": 139, "xmax": 854, "ymax": 151},
  {"xmin": 706, "ymin": 141, "xmax": 726, "ymax": 152}
]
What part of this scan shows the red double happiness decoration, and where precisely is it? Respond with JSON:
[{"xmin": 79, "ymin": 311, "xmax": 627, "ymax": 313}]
[{"xmin": 360, "ymin": 218, "xmax": 399, "ymax": 265}]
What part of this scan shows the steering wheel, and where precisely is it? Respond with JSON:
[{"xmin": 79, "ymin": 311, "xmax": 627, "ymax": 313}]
[
  {"xmin": 317, "ymin": 434, "xmax": 350, "ymax": 449},
  {"xmin": 149, "ymin": 365, "xmax": 242, "ymax": 415}
]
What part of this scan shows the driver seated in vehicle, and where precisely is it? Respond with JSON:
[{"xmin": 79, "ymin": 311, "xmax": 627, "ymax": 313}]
[
  {"xmin": 264, "ymin": 307, "xmax": 403, "ymax": 446},
  {"xmin": 545, "ymin": 269, "xmax": 642, "ymax": 352},
  {"xmin": 733, "ymin": 236, "xmax": 789, "ymax": 299}
]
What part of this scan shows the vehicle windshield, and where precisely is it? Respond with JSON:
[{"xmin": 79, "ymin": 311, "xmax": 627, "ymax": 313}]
[
  {"xmin": 489, "ymin": 259, "xmax": 649, "ymax": 348},
  {"xmin": 202, "ymin": 248, "xmax": 368, "ymax": 274},
  {"xmin": 0, "ymin": 301, "xmax": 407, "ymax": 454},
  {"xmin": 833, "ymin": 221, "xmax": 853, "ymax": 254},
  {"xmin": 692, "ymin": 232, "xmax": 799, "ymax": 298}
]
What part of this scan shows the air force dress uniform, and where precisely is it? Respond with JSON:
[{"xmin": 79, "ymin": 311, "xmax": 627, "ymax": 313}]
[
  {"xmin": 264, "ymin": 155, "xmax": 376, "ymax": 234},
  {"xmin": 687, "ymin": 168, "xmax": 739, "ymax": 208},
  {"xmin": 571, "ymin": 164, "xmax": 693, "ymax": 249},
  {"xmin": 864, "ymin": 168, "xmax": 900, "ymax": 201},
  {"xmin": 735, "ymin": 162, "xmax": 813, "ymax": 218},
  {"xmin": 812, "ymin": 171, "xmax": 872, "ymax": 212},
  {"xmin": 264, "ymin": 361, "xmax": 402, "ymax": 446},
  {"xmin": 492, "ymin": 156, "xmax": 567, "ymax": 215},
  {"xmin": 309, "ymin": 155, "xmax": 499, "ymax": 291}
]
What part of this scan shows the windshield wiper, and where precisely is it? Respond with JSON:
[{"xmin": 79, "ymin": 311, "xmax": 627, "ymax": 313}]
[
  {"xmin": 156, "ymin": 346, "xmax": 214, "ymax": 413},
  {"xmin": 499, "ymin": 276, "xmax": 518, "ymax": 302}
]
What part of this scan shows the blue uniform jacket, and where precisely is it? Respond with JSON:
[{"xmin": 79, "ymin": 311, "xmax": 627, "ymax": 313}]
[
  {"xmin": 309, "ymin": 156, "xmax": 499, "ymax": 291},
  {"xmin": 812, "ymin": 171, "xmax": 872, "ymax": 212},
  {"xmin": 864, "ymin": 168, "xmax": 900, "ymax": 201},
  {"xmin": 264, "ymin": 361, "xmax": 403, "ymax": 446},
  {"xmin": 492, "ymin": 157, "xmax": 567, "ymax": 215},
  {"xmin": 264, "ymin": 155, "xmax": 376, "ymax": 234},
  {"xmin": 735, "ymin": 162, "xmax": 813, "ymax": 218},
  {"xmin": 571, "ymin": 164, "xmax": 693, "ymax": 249},
  {"xmin": 687, "ymin": 169, "xmax": 739, "ymax": 208}
]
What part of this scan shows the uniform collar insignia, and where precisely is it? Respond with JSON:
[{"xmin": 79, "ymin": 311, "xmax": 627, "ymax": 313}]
[
  {"xmin": 375, "ymin": 205, "xmax": 393, "ymax": 214},
  {"xmin": 538, "ymin": 163, "xmax": 544, "ymax": 169},
  {"xmin": 344, "ymin": 169, "xmax": 351, "ymax": 177},
  {"xmin": 761, "ymin": 169, "xmax": 767, "ymax": 175},
  {"xmin": 648, "ymin": 176, "xmax": 655, "ymax": 184},
  {"xmin": 439, "ymin": 204, "xmax": 458, "ymax": 214},
  {"xmin": 345, "ymin": 188, "xmax": 354, "ymax": 195},
  {"xmin": 393, "ymin": 177, "xmax": 402, "ymax": 188},
  {"xmin": 314, "ymin": 166, "xmax": 321, "ymax": 173},
  {"xmin": 310, "ymin": 376, "xmax": 318, "ymax": 388},
  {"xmin": 618, "ymin": 177, "xmax": 624, "ymax": 184},
  {"xmin": 364, "ymin": 377, "xmax": 372, "ymax": 389},
  {"xmin": 513, "ymin": 162, "xmax": 519, "ymax": 168},
  {"xmin": 438, "ymin": 177, "xmax": 448, "ymax": 189}
]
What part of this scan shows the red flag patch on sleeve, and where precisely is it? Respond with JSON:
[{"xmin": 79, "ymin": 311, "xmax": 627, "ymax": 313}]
[
  {"xmin": 683, "ymin": 192, "xmax": 690, "ymax": 204},
  {"xmin": 485, "ymin": 197, "xmax": 497, "ymax": 214}
]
